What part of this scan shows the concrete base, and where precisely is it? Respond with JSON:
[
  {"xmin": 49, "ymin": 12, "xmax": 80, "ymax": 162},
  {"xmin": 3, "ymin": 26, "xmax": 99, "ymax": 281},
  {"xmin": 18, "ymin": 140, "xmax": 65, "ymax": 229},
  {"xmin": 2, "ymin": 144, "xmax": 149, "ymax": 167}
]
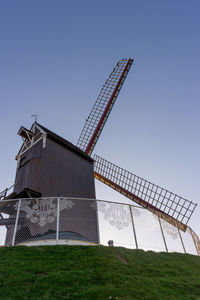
[{"xmin": 17, "ymin": 239, "xmax": 98, "ymax": 246}]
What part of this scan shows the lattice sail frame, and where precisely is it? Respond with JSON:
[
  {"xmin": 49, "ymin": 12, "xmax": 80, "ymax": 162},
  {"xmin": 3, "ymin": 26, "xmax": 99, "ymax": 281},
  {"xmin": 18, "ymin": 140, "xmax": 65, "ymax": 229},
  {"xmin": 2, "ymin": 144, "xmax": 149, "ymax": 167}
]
[
  {"xmin": 94, "ymin": 154, "xmax": 197, "ymax": 231},
  {"xmin": 77, "ymin": 58, "xmax": 133, "ymax": 155}
]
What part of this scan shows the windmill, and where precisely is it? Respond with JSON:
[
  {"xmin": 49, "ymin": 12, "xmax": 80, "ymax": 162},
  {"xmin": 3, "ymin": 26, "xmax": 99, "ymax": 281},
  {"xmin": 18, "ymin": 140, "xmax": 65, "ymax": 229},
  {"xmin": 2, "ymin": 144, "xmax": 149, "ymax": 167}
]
[
  {"xmin": 0, "ymin": 58, "xmax": 199, "ymax": 252},
  {"xmin": 76, "ymin": 58, "xmax": 197, "ymax": 233}
]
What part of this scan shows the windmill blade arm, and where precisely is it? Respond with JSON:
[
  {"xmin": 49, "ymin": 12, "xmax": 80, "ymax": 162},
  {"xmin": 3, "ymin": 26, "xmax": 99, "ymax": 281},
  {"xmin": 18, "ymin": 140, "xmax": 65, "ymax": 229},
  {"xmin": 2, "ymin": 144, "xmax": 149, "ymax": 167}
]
[
  {"xmin": 77, "ymin": 58, "xmax": 133, "ymax": 155},
  {"xmin": 94, "ymin": 154, "xmax": 197, "ymax": 231}
]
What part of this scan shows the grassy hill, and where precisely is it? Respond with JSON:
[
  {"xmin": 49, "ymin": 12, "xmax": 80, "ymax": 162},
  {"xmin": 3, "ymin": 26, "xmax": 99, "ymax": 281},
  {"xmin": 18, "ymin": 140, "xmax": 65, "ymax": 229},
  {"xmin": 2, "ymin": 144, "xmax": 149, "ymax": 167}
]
[{"xmin": 0, "ymin": 245, "xmax": 199, "ymax": 300}]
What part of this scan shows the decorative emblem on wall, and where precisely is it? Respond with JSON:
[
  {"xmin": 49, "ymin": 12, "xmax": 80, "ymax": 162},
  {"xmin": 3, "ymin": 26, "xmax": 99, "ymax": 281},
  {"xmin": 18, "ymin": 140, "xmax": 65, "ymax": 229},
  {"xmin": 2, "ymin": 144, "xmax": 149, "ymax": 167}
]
[
  {"xmin": 131, "ymin": 207, "xmax": 141, "ymax": 217},
  {"xmin": 98, "ymin": 202, "xmax": 131, "ymax": 230},
  {"xmin": 15, "ymin": 198, "xmax": 74, "ymax": 227},
  {"xmin": 161, "ymin": 219, "xmax": 179, "ymax": 240}
]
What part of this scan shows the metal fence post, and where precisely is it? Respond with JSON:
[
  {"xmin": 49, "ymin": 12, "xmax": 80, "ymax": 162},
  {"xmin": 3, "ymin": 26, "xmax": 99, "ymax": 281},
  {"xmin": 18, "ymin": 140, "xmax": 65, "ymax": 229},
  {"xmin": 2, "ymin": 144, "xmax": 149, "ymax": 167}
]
[
  {"xmin": 189, "ymin": 227, "xmax": 199, "ymax": 256},
  {"xmin": 96, "ymin": 200, "xmax": 101, "ymax": 245},
  {"xmin": 12, "ymin": 199, "xmax": 21, "ymax": 246},
  {"xmin": 158, "ymin": 216, "xmax": 168, "ymax": 253},
  {"xmin": 56, "ymin": 197, "xmax": 60, "ymax": 244},
  {"xmin": 129, "ymin": 205, "xmax": 138, "ymax": 249},
  {"xmin": 177, "ymin": 226, "xmax": 186, "ymax": 254}
]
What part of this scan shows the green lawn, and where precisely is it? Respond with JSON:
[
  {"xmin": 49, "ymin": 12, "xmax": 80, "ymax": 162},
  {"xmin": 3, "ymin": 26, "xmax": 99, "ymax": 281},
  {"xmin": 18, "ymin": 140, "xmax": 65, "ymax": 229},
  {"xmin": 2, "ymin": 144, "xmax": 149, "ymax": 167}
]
[{"xmin": 0, "ymin": 245, "xmax": 199, "ymax": 300}]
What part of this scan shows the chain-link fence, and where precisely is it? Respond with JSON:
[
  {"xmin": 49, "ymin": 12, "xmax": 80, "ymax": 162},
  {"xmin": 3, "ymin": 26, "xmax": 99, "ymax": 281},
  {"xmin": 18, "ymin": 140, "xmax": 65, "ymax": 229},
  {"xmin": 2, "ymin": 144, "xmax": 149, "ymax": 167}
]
[{"xmin": 0, "ymin": 197, "xmax": 199, "ymax": 255}]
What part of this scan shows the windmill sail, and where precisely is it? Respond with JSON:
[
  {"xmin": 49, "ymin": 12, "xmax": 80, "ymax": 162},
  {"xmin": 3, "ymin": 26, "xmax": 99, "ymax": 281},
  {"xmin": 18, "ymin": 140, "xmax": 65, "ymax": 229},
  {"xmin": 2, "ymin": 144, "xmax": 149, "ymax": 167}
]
[
  {"xmin": 94, "ymin": 154, "xmax": 197, "ymax": 231},
  {"xmin": 77, "ymin": 58, "xmax": 133, "ymax": 155}
]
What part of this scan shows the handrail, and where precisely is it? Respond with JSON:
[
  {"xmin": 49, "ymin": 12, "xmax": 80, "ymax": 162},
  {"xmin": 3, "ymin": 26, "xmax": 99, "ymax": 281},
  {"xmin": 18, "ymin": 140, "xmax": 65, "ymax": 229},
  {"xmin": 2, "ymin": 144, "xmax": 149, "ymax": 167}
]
[{"xmin": 0, "ymin": 183, "xmax": 16, "ymax": 200}]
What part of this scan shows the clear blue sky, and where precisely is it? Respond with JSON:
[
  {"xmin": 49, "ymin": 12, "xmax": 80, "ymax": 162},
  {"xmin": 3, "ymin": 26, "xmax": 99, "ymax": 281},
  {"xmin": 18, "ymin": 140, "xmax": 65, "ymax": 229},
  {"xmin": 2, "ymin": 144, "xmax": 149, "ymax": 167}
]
[{"xmin": 0, "ymin": 0, "xmax": 199, "ymax": 235}]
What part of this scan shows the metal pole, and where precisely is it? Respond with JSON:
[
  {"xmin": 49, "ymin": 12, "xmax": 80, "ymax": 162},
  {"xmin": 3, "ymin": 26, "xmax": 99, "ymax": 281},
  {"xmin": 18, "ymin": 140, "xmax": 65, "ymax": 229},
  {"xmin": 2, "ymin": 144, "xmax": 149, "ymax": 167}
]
[
  {"xmin": 189, "ymin": 227, "xmax": 199, "ymax": 256},
  {"xmin": 177, "ymin": 225, "xmax": 186, "ymax": 254},
  {"xmin": 158, "ymin": 216, "xmax": 168, "ymax": 253},
  {"xmin": 129, "ymin": 205, "xmax": 138, "ymax": 249},
  {"xmin": 56, "ymin": 197, "xmax": 60, "ymax": 244},
  {"xmin": 95, "ymin": 200, "xmax": 101, "ymax": 245},
  {"xmin": 12, "ymin": 199, "xmax": 21, "ymax": 246}
]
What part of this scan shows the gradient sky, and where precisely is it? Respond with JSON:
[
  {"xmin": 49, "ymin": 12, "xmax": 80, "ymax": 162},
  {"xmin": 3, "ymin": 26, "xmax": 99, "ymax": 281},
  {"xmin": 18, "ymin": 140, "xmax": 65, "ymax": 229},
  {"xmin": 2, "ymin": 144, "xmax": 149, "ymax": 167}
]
[{"xmin": 0, "ymin": 0, "xmax": 199, "ymax": 235}]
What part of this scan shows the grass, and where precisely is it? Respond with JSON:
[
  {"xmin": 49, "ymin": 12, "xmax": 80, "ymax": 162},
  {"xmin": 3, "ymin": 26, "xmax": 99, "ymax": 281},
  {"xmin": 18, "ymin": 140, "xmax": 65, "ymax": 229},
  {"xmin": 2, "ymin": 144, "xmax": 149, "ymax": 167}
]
[{"xmin": 0, "ymin": 245, "xmax": 200, "ymax": 299}]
